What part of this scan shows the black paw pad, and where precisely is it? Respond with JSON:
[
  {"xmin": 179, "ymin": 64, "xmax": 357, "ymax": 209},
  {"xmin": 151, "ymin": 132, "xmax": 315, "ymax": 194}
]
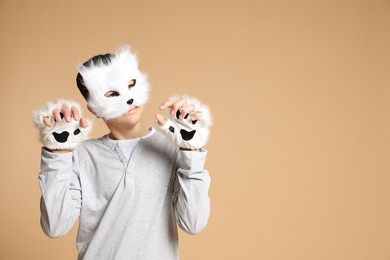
[
  {"xmin": 180, "ymin": 129, "xmax": 196, "ymax": 141},
  {"xmin": 169, "ymin": 126, "xmax": 175, "ymax": 133},
  {"xmin": 74, "ymin": 129, "xmax": 81, "ymax": 135},
  {"xmin": 53, "ymin": 131, "xmax": 70, "ymax": 143}
]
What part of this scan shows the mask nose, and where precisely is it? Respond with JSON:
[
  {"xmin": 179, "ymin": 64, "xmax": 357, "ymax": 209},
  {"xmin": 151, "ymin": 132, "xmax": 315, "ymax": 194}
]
[{"xmin": 127, "ymin": 99, "xmax": 134, "ymax": 105}]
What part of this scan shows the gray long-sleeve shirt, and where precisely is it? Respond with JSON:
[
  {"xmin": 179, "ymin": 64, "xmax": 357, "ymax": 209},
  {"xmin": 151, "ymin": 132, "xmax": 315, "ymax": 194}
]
[{"xmin": 38, "ymin": 130, "xmax": 211, "ymax": 260}]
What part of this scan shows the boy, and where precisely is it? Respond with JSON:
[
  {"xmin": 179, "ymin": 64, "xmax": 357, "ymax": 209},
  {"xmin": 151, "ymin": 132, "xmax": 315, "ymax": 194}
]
[{"xmin": 34, "ymin": 46, "xmax": 212, "ymax": 260}]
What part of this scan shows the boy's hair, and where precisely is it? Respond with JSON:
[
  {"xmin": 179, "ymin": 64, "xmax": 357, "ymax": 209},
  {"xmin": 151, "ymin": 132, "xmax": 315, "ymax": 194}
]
[{"xmin": 76, "ymin": 53, "xmax": 114, "ymax": 101}]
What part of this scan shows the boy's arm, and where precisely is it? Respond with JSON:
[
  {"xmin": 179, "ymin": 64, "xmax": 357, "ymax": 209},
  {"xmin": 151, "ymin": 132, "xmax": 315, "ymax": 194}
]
[
  {"xmin": 172, "ymin": 149, "xmax": 211, "ymax": 235},
  {"xmin": 39, "ymin": 149, "xmax": 81, "ymax": 238},
  {"xmin": 155, "ymin": 94, "xmax": 213, "ymax": 234},
  {"xmin": 34, "ymin": 100, "xmax": 90, "ymax": 238}
]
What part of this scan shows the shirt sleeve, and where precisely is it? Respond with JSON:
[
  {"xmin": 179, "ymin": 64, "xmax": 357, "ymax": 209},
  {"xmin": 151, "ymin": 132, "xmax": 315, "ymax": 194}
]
[
  {"xmin": 172, "ymin": 149, "xmax": 211, "ymax": 235},
  {"xmin": 38, "ymin": 148, "xmax": 81, "ymax": 238}
]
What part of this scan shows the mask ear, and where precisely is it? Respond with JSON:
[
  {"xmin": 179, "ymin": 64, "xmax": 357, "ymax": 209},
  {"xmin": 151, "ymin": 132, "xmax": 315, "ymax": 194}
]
[{"xmin": 87, "ymin": 104, "xmax": 101, "ymax": 118}]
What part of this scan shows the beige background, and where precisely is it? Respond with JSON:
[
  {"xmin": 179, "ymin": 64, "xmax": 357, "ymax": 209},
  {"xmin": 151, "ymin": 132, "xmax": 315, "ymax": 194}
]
[{"xmin": 1, "ymin": 0, "xmax": 390, "ymax": 259}]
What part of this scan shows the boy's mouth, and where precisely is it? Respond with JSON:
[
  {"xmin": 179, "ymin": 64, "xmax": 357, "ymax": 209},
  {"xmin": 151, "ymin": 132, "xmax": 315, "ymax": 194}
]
[{"xmin": 127, "ymin": 106, "xmax": 139, "ymax": 114}]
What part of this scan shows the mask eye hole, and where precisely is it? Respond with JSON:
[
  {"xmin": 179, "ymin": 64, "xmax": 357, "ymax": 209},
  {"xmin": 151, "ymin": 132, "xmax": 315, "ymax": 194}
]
[
  {"xmin": 104, "ymin": 91, "xmax": 120, "ymax": 97},
  {"xmin": 128, "ymin": 79, "xmax": 136, "ymax": 89}
]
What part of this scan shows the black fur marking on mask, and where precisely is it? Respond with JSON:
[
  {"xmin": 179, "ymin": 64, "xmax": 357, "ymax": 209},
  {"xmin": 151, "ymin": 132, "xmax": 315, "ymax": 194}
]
[
  {"xmin": 76, "ymin": 53, "xmax": 114, "ymax": 101},
  {"xmin": 53, "ymin": 131, "xmax": 70, "ymax": 143},
  {"xmin": 74, "ymin": 129, "xmax": 81, "ymax": 135},
  {"xmin": 169, "ymin": 126, "xmax": 175, "ymax": 133},
  {"xmin": 180, "ymin": 129, "xmax": 196, "ymax": 141}
]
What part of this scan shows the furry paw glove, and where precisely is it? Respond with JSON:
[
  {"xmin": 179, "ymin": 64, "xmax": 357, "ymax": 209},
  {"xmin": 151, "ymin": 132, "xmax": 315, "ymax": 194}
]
[
  {"xmin": 156, "ymin": 95, "xmax": 212, "ymax": 150},
  {"xmin": 33, "ymin": 99, "xmax": 92, "ymax": 150}
]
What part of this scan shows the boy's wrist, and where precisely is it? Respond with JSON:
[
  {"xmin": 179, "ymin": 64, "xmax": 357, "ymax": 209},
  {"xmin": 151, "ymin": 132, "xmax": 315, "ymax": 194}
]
[
  {"xmin": 43, "ymin": 147, "xmax": 72, "ymax": 154},
  {"xmin": 179, "ymin": 147, "xmax": 200, "ymax": 152}
]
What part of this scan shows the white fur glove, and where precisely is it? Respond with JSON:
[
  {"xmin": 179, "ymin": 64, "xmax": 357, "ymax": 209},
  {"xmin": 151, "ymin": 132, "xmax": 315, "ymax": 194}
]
[
  {"xmin": 33, "ymin": 99, "xmax": 92, "ymax": 150},
  {"xmin": 156, "ymin": 95, "xmax": 212, "ymax": 150}
]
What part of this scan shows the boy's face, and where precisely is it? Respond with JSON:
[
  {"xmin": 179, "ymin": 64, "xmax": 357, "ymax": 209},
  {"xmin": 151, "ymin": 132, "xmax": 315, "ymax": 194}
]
[{"xmin": 79, "ymin": 47, "xmax": 150, "ymax": 121}]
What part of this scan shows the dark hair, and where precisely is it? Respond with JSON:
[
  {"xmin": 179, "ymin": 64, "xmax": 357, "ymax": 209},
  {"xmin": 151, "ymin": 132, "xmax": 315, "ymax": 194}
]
[{"xmin": 76, "ymin": 53, "xmax": 114, "ymax": 101}]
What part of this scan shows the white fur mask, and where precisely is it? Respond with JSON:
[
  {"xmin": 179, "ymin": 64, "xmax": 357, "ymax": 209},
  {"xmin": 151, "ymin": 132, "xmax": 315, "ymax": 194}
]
[{"xmin": 78, "ymin": 46, "xmax": 150, "ymax": 120}]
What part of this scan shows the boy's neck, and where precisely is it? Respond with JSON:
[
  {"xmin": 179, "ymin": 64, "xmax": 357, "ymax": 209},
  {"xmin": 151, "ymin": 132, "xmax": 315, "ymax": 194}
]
[{"xmin": 107, "ymin": 122, "xmax": 150, "ymax": 140}]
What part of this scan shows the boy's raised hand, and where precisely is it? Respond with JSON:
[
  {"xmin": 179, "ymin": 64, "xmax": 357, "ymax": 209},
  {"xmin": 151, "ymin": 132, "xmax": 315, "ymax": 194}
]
[
  {"xmin": 155, "ymin": 95, "xmax": 212, "ymax": 150},
  {"xmin": 34, "ymin": 99, "xmax": 92, "ymax": 151}
]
